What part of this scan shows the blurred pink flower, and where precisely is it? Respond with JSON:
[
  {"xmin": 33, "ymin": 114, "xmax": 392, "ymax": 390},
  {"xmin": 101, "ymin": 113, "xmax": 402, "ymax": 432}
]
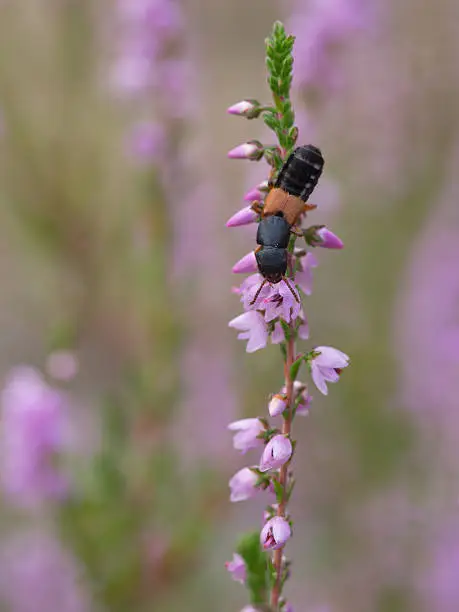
[
  {"xmin": 0, "ymin": 531, "xmax": 89, "ymax": 612},
  {"xmin": 225, "ymin": 553, "xmax": 246, "ymax": 584},
  {"xmin": 128, "ymin": 121, "xmax": 166, "ymax": 162},
  {"xmin": 0, "ymin": 367, "xmax": 69, "ymax": 507}
]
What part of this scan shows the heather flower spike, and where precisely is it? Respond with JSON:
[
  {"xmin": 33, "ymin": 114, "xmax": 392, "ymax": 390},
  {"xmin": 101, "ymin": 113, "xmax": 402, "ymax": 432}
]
[{"xmin": 225, "ymin": 21, "xmax": 349, "ymax": 609}]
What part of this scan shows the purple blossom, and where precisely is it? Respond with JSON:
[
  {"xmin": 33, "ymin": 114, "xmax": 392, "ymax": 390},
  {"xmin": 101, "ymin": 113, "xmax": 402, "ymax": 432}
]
[
  {"xmin": 288, "ymin": 0, "xmax": 371, "ymax": 94},
  {"xmin": 310, "ymin": 226, "xmax": 344, "ymax": 249},
  {"xmin": 261, "ymin": 516, "xmax": 292, "ymax": 550},
  {"xmin": 225, "ymin": 553, "xmax": 246, "ymax": 584},
  {"xmin": 0, "ymin": 531, "xmax": 89, "ymax": 612},
  {"xmin": 228, "ymin": 141, "xmax": 264, "ymax": 161},
  {"xmin": 228, "ymin": 311, "xmax": 268, "ymax": 353},
  {"xmin": 271, "ymin": 322, "xmax": 285, "ymax": 344},
  {"xmin": 240, "ymin": 607, "xmax": 258, "ymax": 612},
  {"xmin": 310, "ymin": 346, "xmax": 350, "ymax": 395},
  {"xmin": 112, "ymin": 0, "xmax": 184, "ymax": 97},
  {"xmin": 228, "ymin": 418, "xmax": 265, "ymax": 453},
  {"xmin": 268, "ymin": 394, "xmax": 287, "ymax": 417},
  {"xmin": 232, "ymin": 251, "xmax": 258, "ymax": 274},
  {"xmin": 259, "ymin": 435, "xmax": 293, "ymax": 472},
  {"xmin": 127, "ymin": 121, "xmax": 166, "ymax": 162},
  {"xmin": 229, "ymin": 467, "xmax": 259, "ymax": 502},
  {"xmin": 226, "ymin": 206, "xmax": 258, "ymax": 228},
  {"xmin": 295, "ymin": 252, "xmax": 318, "ymax": 296},
  {"xmin": 242, "ymin": 278, "xmax": 301, "ymax": 324},
  {"xmin": 0, "ymin": 367, "xmax": 69, "ymax": 507}
]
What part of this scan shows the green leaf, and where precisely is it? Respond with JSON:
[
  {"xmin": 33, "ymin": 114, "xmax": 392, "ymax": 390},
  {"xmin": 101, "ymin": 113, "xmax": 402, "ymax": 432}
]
[
  {"xmin": 272, "ymin": 478, "xmax": 284, "ymax": 504},
  {"xmin": 237, "ymin": 531, "xmax": 268, "ymax": 604},
  {"xmin": 289, "ymin": 355, "xmax": 304, "ymax": 381}
]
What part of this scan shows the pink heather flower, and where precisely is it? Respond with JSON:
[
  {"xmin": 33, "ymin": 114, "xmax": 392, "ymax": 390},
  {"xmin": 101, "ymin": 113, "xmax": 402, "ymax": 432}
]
[
  {"xmin": 227, "ymin": 99, "xmax": 261, "ymax": 118},
  {"xmin": 226, "ymin": 206, "xmax": 258, "ymax": 228},
  {"xmin": 228, "ymin": 140, "xmax": 264, "ymax": 161},
  {"xmin": 1, "ymin": 367, "xmax": 69, "ymax": 507},
  {"xmin": 0, "ymin": 531, "xmax": 90, "ymax": 612},
  {"xmin": 259, "ymin": 435, "xmax": 293, "ymax": 472},
  {"xmin": 271, "ymin": 321, "xmax": 285, "ymax": 344},
  {"xmin": 295, "ymin": 252, "xmax": 318, "ymax": 295},
  {"xmin": 225, "ymin": 553, "xmax": 246, "ymax": 584},
  {"xmin": 298, "ymin": 310, "xmax": 309, "ymax": 339},
  {"xmin": 296, "ymin": 390, "xmax": 312, "ymax": 416},
  {"xmin": 284, "ymin": 604, "xmax": 294, "ymax": 612},
  {"xmin": 232, "ymin": 251, "xmax": 258, "ymax": 274},
  {"xmin": 228, "ymin": 418, "xmax": 265, "ymax": 453},
  {"xmin": 241, "ymin": 607, "xmax": 258, "ymax": 612},
  {"xmin": 268, "ymin": 394, "xmax": 287, "ymax": 417},
  {"xmin": 128, "ymin": 121, "xmax": 165, "ymax": 162},
  {"xmin": 310, "ymin": 346, "xmax": 350, "ymax": 395},
  {"xmin": 244, "ymin": 187, "xmax": 263, "ymax": 202},
  {"xmin": 229, "ymin": 467, "xmax": 259, "ymax": 502},
  {"xmin": 228, "ymin": 310, "xmax": 268, "ymax": 353},
  {"xmin": 261, "ymin": 516, "xmax": 292, "ymax": 550},
  {"xmin": 242, "ymin": 278, "xmax": 301, "ymax": 323},
  {"xmin": 311, "ymin": 226, "xmax": 344, "ymax": 249},
  {"xmin": 45, "ymin": 350, "xmax": 79, "ymax": 382}
]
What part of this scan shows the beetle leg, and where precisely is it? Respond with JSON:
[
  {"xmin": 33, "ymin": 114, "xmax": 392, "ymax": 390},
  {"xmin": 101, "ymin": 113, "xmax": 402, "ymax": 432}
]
[
  {"xmin": 290, "ymin": 225, "xmax": 304, "ymax": 237},
  {"xmin": 302, "ymin": 203, "xmax": 317, "ymax": 213},
  {"xmin": 249, "ymin": 279, "xmax": 268, "ymax": 306},
  {"xmin": 254, "ymin": 245, "xmax": 262, "ymax": 254},
  {"xmin": 250, "ymin": 200, "xmax": 264, "ymax": 215},
  {"xmin": 282, "ymin": 277, "xmax": 300, "ymax": 303}
]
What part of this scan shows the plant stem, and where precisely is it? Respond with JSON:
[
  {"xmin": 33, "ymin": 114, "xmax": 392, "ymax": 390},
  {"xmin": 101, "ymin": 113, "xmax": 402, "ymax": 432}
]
[{"xmin": 271, "ymin": 332, "xmax": 295, "ymax": 609}]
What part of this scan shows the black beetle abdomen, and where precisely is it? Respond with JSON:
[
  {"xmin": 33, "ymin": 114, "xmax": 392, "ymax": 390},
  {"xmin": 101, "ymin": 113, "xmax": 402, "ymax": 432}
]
[
  {"xmin": 275, "ymin": 144, "xmax": 324, "ymax": 202},
  {"xmin": 256, "ymin": 215, "xmax": 291, "ymax": 249}
]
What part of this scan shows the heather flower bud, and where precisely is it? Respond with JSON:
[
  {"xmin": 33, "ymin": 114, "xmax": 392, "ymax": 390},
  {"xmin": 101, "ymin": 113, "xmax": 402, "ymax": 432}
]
[
  {"xmin": 309, "ymin": 346, "xmax": 350, "ymax": 395},
  {"xmin": 232, "ymin": 251, "xmax": 258, "ymax": 274},
  {"xmin": 304, "ymin": 225, "xmax": 344, "ymax": 249},
  {"xmin": 257, "ymin": 179, "xmax": 270, "ymax": 192},
  {"xmin": 259, "ymin": 434, "xmax": 292, "ymax": 472},
  {"xmin": 229, "ymin": 467, "xmax": 259, "ymax": 502},
  {"xmin": 260, "ymin": 516, "xmax": 291, "ymax": 550},
  {"xmin": 228, "ymin": 140, "xmax": 264, "ymax": 161},
  {"xmin": 226, "ymin": 205, "xmax": 258, "ymax": 227},
  {"xmin": 243, "ymin": 187, "xmax": 263, "ymax": 202},
  {"xmin": 228, "ymin": 418, "xmax": 265, "ymax": 453},
  {"xmin": 227, "ymin": 99, "xmax": 263, "ymax": 119},
  {"xmin": 225, "ymin": 553, "xmax": 246, "ymax": 584},
  {"xmin": 268, "ymin": 394, "xmax": 287, "ymax": 417}
]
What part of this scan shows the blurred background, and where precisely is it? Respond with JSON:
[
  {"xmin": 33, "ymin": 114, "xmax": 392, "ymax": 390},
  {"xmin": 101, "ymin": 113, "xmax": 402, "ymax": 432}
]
[{"xmin": 0, "ymin": 0, "xmax": 458, "ymax": 611}]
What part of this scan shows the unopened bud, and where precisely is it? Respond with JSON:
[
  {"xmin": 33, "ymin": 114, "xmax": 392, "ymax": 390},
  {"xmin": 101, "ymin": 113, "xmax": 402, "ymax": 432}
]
[
  {"xmin": 228, "ymin": 140, "xmax": 264, "ymax": 161},
  {"xmin": 303, "ymin": 225, "xmax": 344, "ymax": 249},
  {"xmin": 227, "ymin": 99, "xmax": 263, "ymax": 119}
]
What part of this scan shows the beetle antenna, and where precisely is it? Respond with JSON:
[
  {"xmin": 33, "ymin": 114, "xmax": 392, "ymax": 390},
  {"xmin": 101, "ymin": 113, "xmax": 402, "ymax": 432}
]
[
  {"xmin": 249, "ymin": 279, "xmax": 268, "ymax": 306},
  {"xmin": 282, "ymin": 277, "xmax": 300, "ymax": 303}
]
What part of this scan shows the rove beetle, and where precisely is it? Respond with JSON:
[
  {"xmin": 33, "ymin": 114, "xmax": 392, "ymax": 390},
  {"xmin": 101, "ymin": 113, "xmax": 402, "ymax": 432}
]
[{"xmin": 250, "ymin": 144, "xmax": 325, "ymax": 305}]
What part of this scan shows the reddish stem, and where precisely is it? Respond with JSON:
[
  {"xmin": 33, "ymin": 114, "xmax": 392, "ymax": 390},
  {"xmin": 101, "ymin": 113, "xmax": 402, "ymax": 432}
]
[{"xmin": 270, "ymin": 333, "xmax": 295, "ymax": 609}]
